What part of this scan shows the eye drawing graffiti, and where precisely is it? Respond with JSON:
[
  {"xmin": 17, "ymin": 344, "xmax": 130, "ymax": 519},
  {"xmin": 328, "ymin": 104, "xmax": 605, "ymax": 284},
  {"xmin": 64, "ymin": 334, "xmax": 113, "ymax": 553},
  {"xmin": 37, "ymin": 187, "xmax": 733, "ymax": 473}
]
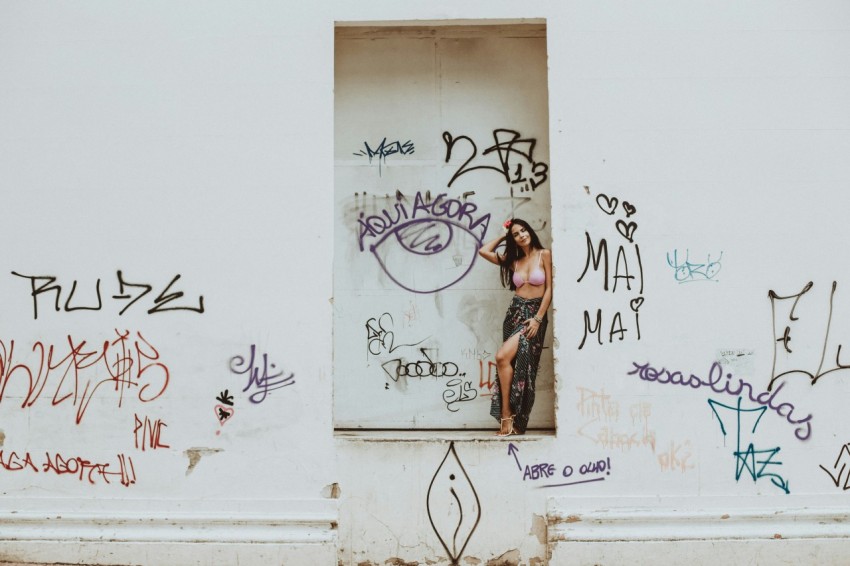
[
  {"xmin": 371, "ymin": 218, "xmax": 482, "ymax": 294},
  {"xmin": 358, "ymin": 191, "xmax": 490, "ymax": 294}
]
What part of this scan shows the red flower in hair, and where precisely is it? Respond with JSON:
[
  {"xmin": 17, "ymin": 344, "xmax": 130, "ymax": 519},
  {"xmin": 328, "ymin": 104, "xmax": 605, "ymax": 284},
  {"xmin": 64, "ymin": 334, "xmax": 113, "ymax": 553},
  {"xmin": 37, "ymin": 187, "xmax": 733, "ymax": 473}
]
[{"xmin": 503, "ymin": 219, "xmax": 513, "ymax": 229}]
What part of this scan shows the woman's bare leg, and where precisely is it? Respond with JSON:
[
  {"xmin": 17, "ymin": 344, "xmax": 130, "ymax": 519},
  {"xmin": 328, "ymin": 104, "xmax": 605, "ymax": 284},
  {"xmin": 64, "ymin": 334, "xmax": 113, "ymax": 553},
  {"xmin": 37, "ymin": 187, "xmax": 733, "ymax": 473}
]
[{"xmin": 495, "ymin": 332, "xmax": 522, "ymax": 434}]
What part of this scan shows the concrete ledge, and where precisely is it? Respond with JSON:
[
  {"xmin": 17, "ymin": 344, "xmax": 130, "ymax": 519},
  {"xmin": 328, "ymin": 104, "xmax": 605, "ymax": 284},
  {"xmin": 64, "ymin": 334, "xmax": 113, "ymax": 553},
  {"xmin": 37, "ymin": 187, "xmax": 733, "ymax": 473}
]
[
  {"xmin": 334, "ymin": 429, "xmax": 556, "ymax": 442},
  {"xmin": 0, "ymin": 541, "xmax": 338, "ymax": 566},
  {"xmin": 547, "ymin": 496, "xmax": 850, "ymax": 565},
  {"xmin": 548, "ymin": 496, "xmax": 850, "ymax": 542},
  {"xmin": 0, "ymin": 498, "xmax": 337, "ymax": 566}
]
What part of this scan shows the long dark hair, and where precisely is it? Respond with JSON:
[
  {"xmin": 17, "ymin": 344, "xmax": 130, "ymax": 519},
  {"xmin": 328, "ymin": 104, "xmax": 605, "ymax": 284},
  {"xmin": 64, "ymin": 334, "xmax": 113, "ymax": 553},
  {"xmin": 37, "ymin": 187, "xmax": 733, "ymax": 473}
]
[{"xmin": 499, "ymin": 218, "xmax": 544, "ymax": 290}]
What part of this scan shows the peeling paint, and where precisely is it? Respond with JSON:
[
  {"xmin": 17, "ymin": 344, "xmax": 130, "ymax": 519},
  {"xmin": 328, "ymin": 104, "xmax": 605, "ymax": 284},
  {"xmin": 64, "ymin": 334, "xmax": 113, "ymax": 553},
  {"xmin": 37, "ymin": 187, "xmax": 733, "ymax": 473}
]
[
  {"xmin": 0, "ymin": 430, "xmax": 5, "ymax": 447},
  {"xmin": 384, "ymin": 558, "xmax": 418, "ymax": 566},
  {"xmin": 322, "ymin": 482, "xmax": 342, "ymax": 499},
  {"xmin": 183, "ymin": 447, "xmax": 223, "ymax": 476},
  {"xmin": 565, "ymin": 515, "xmax": 582, "ymax": 523},
  {"xmin": 721, "ymin": 514, "xmax": 730, "ymax": 519},
  {"xmin": 486, "ymin": 549, "xmax": 520, "ymax": 566},
  {"xmin": 774, "ymin": 533, "xmax": 783, "ymax": 539},
  {"xmin": 530, "ymin": 514, "xmax": 547, "ymax": 545},
  {"xmin": 463, "ymin": 558, "xmax": 482, "ymax": 565},
  {"xmin": 529, "ymin": 558, "xmax": 545, "ymax": 566}
]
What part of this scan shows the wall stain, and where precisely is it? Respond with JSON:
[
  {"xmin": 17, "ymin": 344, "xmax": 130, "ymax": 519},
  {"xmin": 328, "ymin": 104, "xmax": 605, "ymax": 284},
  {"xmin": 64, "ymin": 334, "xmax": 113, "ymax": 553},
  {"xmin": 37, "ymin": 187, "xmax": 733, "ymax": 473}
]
[
  {"xmin": 385, "ymin": 558, "xmax": 419, "ymax": 566},
  {"xmin": 0, "ymin": 430, "xmax": 5, "ymax": 447},
  {"xmin": 183, "ymin": 447, "xmax": 223, "ymax": 476},
  {"xmin": 486, "ymin": 549, "xmax": 520, "ymax": 566},
  {"xmin": 322, "ymin": 482, "xmax": 342, "ymax": 499},
  {"xmin": 565, "ymin": 515, "xmax": 582, "ymax": 523},
  {"xmin": 530, "ymin": 513, "xmax": 547, "ymax": 544},
  {"xmin": 463, "ymin": 558, "xmax": 482, "ymax": 565},
  {"xmin": 529, "ymin": 558, "xmax": 545, "ymax": 566}
]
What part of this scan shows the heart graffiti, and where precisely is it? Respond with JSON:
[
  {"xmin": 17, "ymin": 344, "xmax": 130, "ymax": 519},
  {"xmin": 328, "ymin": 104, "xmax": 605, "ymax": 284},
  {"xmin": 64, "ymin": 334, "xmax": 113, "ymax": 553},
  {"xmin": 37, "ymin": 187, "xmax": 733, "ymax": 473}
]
[
  {"xmin": 616, "ymin": 220, "xmax": 638, "ymax": 242},
  {"xmin": 215, "ymin": 404, "xmax": 235, "ymax": 425},
  {"xmin": 595, "ymin": 193, "xmax": 618, "ymax": 215},
  {"xmin": 630, "ymin": 297, "xmax": 644, "ymax": 312}
]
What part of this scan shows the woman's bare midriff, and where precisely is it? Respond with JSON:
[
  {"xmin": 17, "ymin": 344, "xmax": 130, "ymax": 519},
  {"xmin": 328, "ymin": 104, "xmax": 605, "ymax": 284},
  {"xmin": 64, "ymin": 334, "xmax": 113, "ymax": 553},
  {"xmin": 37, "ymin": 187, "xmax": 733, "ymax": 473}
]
[{"xmin": 514, "ymin": 289, "xmax": 545, "ymax": 300}]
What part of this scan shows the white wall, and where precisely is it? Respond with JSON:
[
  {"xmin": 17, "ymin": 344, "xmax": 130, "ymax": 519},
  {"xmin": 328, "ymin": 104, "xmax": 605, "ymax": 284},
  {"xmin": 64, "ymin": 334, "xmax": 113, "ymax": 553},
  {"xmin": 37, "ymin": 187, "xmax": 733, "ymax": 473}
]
[{"xmin": 2, "ymin": 1, "xmax": 850, "ymax": 565}]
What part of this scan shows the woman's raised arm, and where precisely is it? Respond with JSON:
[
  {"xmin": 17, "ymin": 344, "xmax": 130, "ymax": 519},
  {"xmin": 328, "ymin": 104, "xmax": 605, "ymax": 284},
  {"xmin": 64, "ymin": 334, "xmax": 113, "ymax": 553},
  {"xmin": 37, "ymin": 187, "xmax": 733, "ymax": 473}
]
[{"xmin": 478, "ymin": 234, "xmax": 506, "ymax": 265}]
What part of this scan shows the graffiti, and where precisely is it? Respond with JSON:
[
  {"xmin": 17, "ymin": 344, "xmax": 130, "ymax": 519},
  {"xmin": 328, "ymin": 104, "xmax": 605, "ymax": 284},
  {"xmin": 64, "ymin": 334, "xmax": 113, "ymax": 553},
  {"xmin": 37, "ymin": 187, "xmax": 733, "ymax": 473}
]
[
  {"xmin": 0, "ymin": 451, "xmax": 37, "ymax": 472},
  {"xmin": 594, "ymin": 193, "xmax": 638, "ymax": 240},
  {"xmin": 577, "ymin": 193, "xmax": 645, "ymax": 349},
  {"xmin": 507, "ymin": 443, "xmax": 522, "ymax": 470},
  {"xmin": 477, "ymin": 358, "xmax": 497, "ymax": 396},
  {"xmin": 820, "ymin": 443, "xmax": 850, "ymax": 490},
  {"xmin": 133, "ymin": 414, "xmax": 169, "ymax": 451},
  {"xmin": 402, "ymin": 301, "xmax": 419, "ymax": 327},
  {"xmin": 443, "ymin": 128, "xmax": 549, "ymax": 193},
  {"xmin": 443, "ymin": 378, "xmax": 478, "ymax": 412},
  {"xmin": 630, "ymin": 400, "xmax": 651, "ymax": 426},
  {"xmin": 381, "ymin": 348, "xmax": 460, "ymax": 382},
  {"xmin": 524, "ymin": 462, "xmax": 558, "ymax": 480},
  {"xmin": 427, "ymin": 442, "xmax": 481, "ymax": 566},
  {"xmin": 768, "ymin": 281, "xmax": 850, "ymax": 391},
  {"xmin": 353, "ymin": 137, "xmax": 415, "ymax": 175},
  {"xmin": 461, "ymin": 348, "xmax": 491, "ymax": 360},
  {"xmin": 365, "ymin": 313, "xmax": 426, "ymax": 356},
  {"xmin": 356, "ymin": 191, "xmax": 491, "ymax": 293},
  {"xmin": 657, "ymin": 440, "xmax": 695, "ymax": 473},
  {"xmin": 0, "ymin": 450, "xmax": 136, "ymax": 487},
  {"xmin": 0, "ymin": 330, "xmax": 169, "ymax": 424},
  {"xmin": 506, "ymin": 443, "xmax": 611, "ymax": 488},
  {"xmin": 10, "ymin": 271, "xmax": 204, "ymax": 319},
  {"xmin": 666, "ymin": 249, "xmax": 722, "ymax": 283},
  {"xmin": 595, "ymin": 194, "xmax": 635, "ymax": 218},
  {"xmin": 357, "ymin": 191, "xmax": 488, "ymax": 251},
  {"xmin": 577, "ymin": 233, "xmax": 644, "ymax": 293},
  {"xmin": 576, "ymin": 387, "xmax": 692, "ymax": 474},
  {"xmin": 629, "ymin": 360, "xmax": 813, "ymax": 441},
  {"xmin": 576, "ymin": 386, "xmax": 657, "ymax": 453},
  {"xmin": 718, "ymin": 348, "xmax": 756, "ymax": 376},
  {"xmin": 229, "ymin": 345, "xmax": 294, "ymax": 404},
  {"xmin": 214, "ymin": 389, "xmax": 235, "ymax": 431},
  {"xmin": 708, "ymin": 396, "xmax": 790, "ymax": 494},
  {"xmin": 578, "ymin": 425, "xmax": 656, "ymax": 453},
  {"xmin": 577, "ymin": 303, "xmax": 643, "ymax": 349},
  {"xmin": 577, "ymin": 386, "xmax": 620, "ymax": 421}
]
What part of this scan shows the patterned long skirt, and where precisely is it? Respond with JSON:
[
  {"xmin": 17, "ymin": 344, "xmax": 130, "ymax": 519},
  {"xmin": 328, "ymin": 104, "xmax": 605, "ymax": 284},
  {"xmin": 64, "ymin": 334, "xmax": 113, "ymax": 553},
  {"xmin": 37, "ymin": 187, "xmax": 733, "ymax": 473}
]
[{"xmin": 489, "ymin": 295, "xmax": 548, "ymax": 434}]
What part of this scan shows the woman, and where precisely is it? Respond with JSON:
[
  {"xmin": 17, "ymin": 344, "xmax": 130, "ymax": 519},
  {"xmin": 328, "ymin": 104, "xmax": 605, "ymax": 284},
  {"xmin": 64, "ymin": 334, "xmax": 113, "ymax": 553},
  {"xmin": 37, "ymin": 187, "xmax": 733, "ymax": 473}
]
[{"xmin": 478, "ymin": 218, "xmax": 552, "ymax": 436}]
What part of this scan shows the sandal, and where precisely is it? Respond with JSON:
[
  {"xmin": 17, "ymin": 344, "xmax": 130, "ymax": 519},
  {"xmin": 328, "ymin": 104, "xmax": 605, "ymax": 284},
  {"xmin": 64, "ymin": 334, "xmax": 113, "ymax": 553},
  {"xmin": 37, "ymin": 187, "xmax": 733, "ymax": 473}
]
[{"xmin": 496, "ymin": 415, "xmax": 516, "ymax": 437}]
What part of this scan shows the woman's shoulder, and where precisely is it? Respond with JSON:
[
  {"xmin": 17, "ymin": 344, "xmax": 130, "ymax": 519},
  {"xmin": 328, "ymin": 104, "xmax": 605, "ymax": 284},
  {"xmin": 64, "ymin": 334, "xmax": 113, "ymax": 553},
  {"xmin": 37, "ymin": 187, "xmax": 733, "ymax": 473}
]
[{"xmin": 539, "ymin": 248, "xmax": 551, "ymax": 258}]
